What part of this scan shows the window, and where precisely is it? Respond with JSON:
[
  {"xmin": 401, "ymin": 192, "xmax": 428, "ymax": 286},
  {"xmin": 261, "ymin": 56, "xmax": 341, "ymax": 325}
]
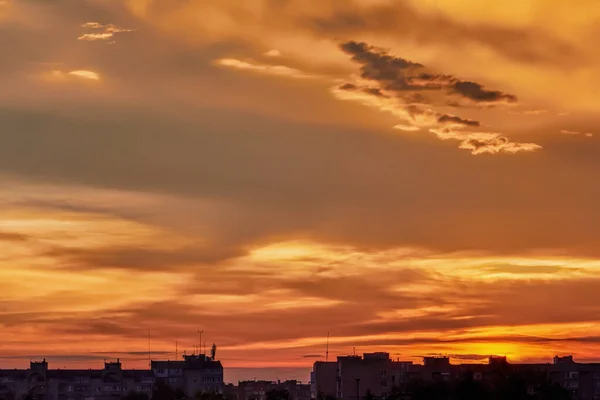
[
  {"xmin": 381, "ymin": 370, "xmax": 386, "ymax": 377},
  {"xmin": 381, "ymin": 380, "xmax": 387, "ymax": 387}
]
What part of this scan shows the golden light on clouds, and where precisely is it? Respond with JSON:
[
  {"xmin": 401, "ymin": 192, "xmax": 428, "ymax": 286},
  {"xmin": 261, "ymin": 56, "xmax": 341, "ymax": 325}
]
[
  {"xmin": 215, "ymin": 59, "xmax": 319, "ymax": 79},
  {"xmin": 39, "ymin": 70, "xmax": 101, "ymax": 82},
  {"xmin": 78, "ymin": 22, "xmax": 134, "ymax": 42},
  {"xmin": 3, "ymin": 0, "xmax": 600, "ymax": 375},
  {"xmin": 68, "ymin": 70, "xmax": 101, "ymax": 80}
]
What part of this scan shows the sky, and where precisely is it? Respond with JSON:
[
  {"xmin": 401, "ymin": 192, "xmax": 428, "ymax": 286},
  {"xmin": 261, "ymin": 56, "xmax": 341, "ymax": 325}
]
[{"xmin": 2, "ymin": 0, "xmax": 600, "ymax": 383}]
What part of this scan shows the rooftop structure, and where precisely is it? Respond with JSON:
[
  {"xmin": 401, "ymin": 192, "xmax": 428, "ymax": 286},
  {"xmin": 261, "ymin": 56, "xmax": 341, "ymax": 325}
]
[{"xmin": 0, "ymin": 352, "xmax": 223, "ymax": 400}]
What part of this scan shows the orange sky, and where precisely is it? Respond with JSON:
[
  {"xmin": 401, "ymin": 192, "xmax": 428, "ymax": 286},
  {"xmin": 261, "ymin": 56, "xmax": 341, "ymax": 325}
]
[{"xmin": 2, "ymin": 0, "xmax": 600, "ymax": 382}]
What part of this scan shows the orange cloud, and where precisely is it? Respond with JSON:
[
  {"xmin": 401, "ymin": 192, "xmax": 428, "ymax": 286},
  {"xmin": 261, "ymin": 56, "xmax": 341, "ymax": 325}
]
[
  {"xmin": 78, "ymin": 22, "xmax": 134, "ymax": 42},
  {"xmin": 561, "ymin": 129, "xmax": 593, "ymax": 137},
  {"xmin": 38, "ymin": 69, "xmax": 101, "ymax": 82},
  {"xmin": 215, "ymin": 58, "xmax": 320, "ymax": 79}
]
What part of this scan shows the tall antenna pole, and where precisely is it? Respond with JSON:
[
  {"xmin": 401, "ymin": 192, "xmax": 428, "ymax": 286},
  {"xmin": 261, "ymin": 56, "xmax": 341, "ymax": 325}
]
[
  {"xmin": 326, "ymin": 332, "xmax": 330, "ymax": 362},
  {"xmin": 176, "ymin": 340, "xmax": 178, "ymax": 360},
  {"xmin": 148, "ymin": 331, "xmax": 151, "ymax": 367},
  {"xmin": 197, "ymin": 329, "xmax": 203, "ymax": 355},
  {"xmin": 204, "ymin": 341, "xmax": 206, "ymax": 356}
]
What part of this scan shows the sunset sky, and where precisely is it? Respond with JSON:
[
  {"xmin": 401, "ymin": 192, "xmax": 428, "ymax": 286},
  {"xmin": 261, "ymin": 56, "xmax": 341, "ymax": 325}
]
[{"xmin": 2, "ymin": 0, "xmax": 600, "ymax": 383}]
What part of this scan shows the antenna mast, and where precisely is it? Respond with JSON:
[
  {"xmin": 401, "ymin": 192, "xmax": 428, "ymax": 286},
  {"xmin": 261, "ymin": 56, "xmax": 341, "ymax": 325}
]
[
  {"xmin": 197, "ymin": 329, "xmax": 204, "ymax": 355},
  {"xmin": 176, "ymin": 340, "xmax": 178, "ymax": 360},
  {"xmin": 326, "ymin": 332, "xmax": 330, "ymax": 362},
  {"xmin": 148, "ymin": 331, "xmax": 151, "ymax": 367}
]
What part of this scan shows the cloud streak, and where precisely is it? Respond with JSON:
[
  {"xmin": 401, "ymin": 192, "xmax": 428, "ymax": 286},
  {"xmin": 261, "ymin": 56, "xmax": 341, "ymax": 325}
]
[
  {"xmin": 561, "ymin": 129, "xmax": 593, "ymax": 137},
  {"xmin": 215, "ymin": 59, "xmax": 320, "ymax": 79},
  {"xmin": 78, "ymin": 22, "xmax": 133, "ymax": 42}
]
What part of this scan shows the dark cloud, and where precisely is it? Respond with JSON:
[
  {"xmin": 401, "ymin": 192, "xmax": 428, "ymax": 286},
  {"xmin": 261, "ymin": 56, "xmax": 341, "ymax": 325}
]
[
  {"xmin": 437, "ymin": 114, "xmax": 480, "ymax": 127},
  {"xmin": 339, "ymin": 82, "xmax": 357, "ymax": 90},
  {"xmin": 339, "ymin": 40, "xmax": 518, "ymax": 105},
  {"xmin": 338, "ymin": 82, "xmax": 388, "ymax": 98},
  {"xmin": 451, "ymin": 81, "xmax": 517, "ymax": 103},
  {"xmin": 362, "ymin": 87, "xmax": 388, "ymax": 98},
  {"xmin": 340, "ymin": 42, "xmax": 422, "ymax": 83},
  {"xmin": 302, "ymin": 354, "xmax": 323, "ymax": 358},
  {"xmin": 340, "ymin": 41, "xmax": 423, "ymax": 91}
]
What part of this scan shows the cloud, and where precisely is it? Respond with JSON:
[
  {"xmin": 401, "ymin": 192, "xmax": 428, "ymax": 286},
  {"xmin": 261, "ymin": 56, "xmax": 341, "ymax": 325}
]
[
  {"xmin": 68, "ymin": 70, "xmax": 100, "ymax": 80},
  {"xmin": 78, "ymin": 22, "xmax": 134, "ymax": 42},
  {"xmin": 437, "ymin": 114, "xmax": 480, "ymax": 127},
  {"xmin": 523, "ymin": 109, "xmax": 548, "ymax": 116},
  {"xmin": 429, "ymin": 128, "xmax": 541, "ymax": 155},
  {"xmin": 394, "ymin": 124, "xmax": 420, "ymax": 132},
  {"xmin": 451, "ymin": 81, "xmax": 517, "ymax": 104},
  {"xmin": 458, "ymin": 135, "xmax": 542, "ymax": 155},
  {"xmin": 264, "ymin": 49, "xmax": 281, "ymax": 57},
  {"xmin": 39, "ymin": 70, "xmax": 101, "ymax": 82},
  {"xmin": 561, "ymin": 129, "xmax": 593, "ymax": 137},
  {"xmin": 339, "ymin": 41, "xmax": 517, "ymax": 105},
  {"xmin": 329, "ymin": 42, "xmax": 539, "ymax": 154},
  {"xmin": 3, "ymin": 0, "xmax": 600, "ymax": 372},
  {"xmin": 215, "ymin": 59, "xmax": 319, "ymax": 79}
]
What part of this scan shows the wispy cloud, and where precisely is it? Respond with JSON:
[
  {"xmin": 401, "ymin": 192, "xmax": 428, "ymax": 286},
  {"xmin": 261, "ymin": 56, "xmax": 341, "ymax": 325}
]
[
  {"xmin": 264, "ymin": 49, "xmax": 281, "ymax": 57},
  {"xmin": 430, "ymin": 128, "xmax": 541, "ymax": 155},
  {"xmin": 40, "ymin": 69, "xmax": 101, "ymax": 82},
  {"xmin": 215, "ymin": 59, "xmax": 319, "ymax": 79},
  {"xmin": 561, "ymin": 129, "xmax": 593, "ymax": 137},
  {"xmin": 333, "ymin": 41, "xmax": 540, "ymax": 155},
  {"xmin": 217, "ymin": 41, "xmax": 540, "ymax": 155},
  {"xmin": 68, "ymin": 70, "xmax": 100, "ymax": 80},
  {"xmin": 78, "ymin": 22, "xmax": 133, "ymax": 42}
]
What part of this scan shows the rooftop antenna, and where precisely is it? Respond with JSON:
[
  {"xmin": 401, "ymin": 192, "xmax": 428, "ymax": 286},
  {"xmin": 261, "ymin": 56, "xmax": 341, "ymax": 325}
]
[
  {"xmin": 204, "ymin": 341, "xmax": 206, "ymax": 356},
  {"xmin": 176, "ymin": 340, "xmax": 178, "ymax": 360},
  {"xmin": 197, "ymin": 329, "xmax": 204, "ymax": 355},
  {"xmin": 326, "ymin": 332, "xmax": 330, "ymax": 362},
  {"xmin": 353, "ymin": 347, "xmax": 356, "ymax": 356},
  {"xmin": 148, "ymin": 331, "xmax": 151, "ymax": 367}
]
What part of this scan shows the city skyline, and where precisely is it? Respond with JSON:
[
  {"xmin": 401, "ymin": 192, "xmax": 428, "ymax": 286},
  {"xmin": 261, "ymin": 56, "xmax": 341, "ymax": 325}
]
[{"xmin": 2, "ymin": 0, "xmax": 600, "ymax": 381}]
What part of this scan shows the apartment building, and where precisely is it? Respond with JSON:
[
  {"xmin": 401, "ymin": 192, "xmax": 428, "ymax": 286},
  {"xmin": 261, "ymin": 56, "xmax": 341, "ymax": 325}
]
[
  {"xmin": 310, "ymin": 362, "xmax": 337, "ymax": 400},
  {"xmin": 312, "ymin": 353, "xmax": 600, "ymax": 400},
  {"xmin": 227, "ymin": 380, "xmax": 310, "ymax": 400},
  {"xmin": 0, "ymin": 354, "xmax": 223, "ymax": 400}
]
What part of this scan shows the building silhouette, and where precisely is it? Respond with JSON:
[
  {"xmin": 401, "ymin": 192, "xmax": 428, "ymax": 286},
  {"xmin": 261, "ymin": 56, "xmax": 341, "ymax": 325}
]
[
  {"xmin": 311, "ymin": 352, "xmax": 600, "ymax": 400},
  {"xmin": 0, "ymin": 354, "xmax": 223, "ymax": 400},
  {"xmin": 225, "ymin": 380, "xmax": 310, "ymax": 400}
]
